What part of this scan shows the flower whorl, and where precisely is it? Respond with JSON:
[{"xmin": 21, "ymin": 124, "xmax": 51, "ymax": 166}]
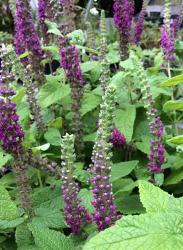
[
  {"xmin": 90, "ymin": 85, "xmax": 121, "ymax": 231},
  {"xmin": 61, "ymin": 134, "xmax": 91, "ymax": 234}
]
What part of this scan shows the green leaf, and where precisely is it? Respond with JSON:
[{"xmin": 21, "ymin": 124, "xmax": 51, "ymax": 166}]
[
  {"xmin": 28, "ymin": 223, "xmax": 75, "ymax": 250},
  {"xmin": 33, "ymin": 208, "xmax": 67, "ymax": 229},
  {"xmin": 83, "ymin": 132, "xmax": 96, "ymax": 142},
  {"xmin": 44, "ymin": 128, "xmax": 61, "ymax": 146},
  {"xmin": 135, "ymin": 136, "xmax": 151, "ymax": 154},
  {"xmin": 106, "ymin": 50, "xmax": 120, "ymax": 64},
  {"xmin": 32, "ymin": 185, "xmax": 63, "ymax": 209},
  {"xmin": 0, "ymin": 218, "xmax": 24, "ymax": 230},
  {"xmin": 115, "ymin": 194, "xmax": 145, "ymax": 214},
  {"xmin": 77, "ymin": 189, "xmax": 95, "ymax": 213},
  {"xmin": 165, "ymin": 168, "xmax": 183, "ymax": 185},
  {"xmin": 167, "ymin": 135, "xmax": 183, "ymax": 145},
  {"xmin": 111, "ymin": 161, "xmax": 139, "ymax": 182},
  {"xmin": 16, "ymin": 223, "xmax": 34, "ymax": 249},
  {"xmin": 81, "ymin": 61, "xmax": 100, "ymax": 73},
  {"xmin": 139, "ymin": 180, "xmax": 183, "ymax": 213},
  {"xmin": 38, "ymin": 80, "xmax": 70, "ymax": 108},
  {"xmin": 160, "ymin": 74, "xmax": 183, "ymax": 87},
  {"xmin": 163, "ymin": 100, "xmax": 183, "ymax": 111},
  {"xmin": 0, "ymin": 152, "xmax": 12, "ymax": 168},
  {"xmin": 45, "ymin": 20, "xmax": 61, "ymax": 36},
  {"xmin": 19, "ymin": 51, "xmax": 30, "ymax": 59},
  {"xmin": 32, "ymin": 143, "xmax": 50, "ymax": 153},
  {"xmin": 0, "ymin": 185, "xmax": 19, "ymax": 221},
  {"xmin": 114, "ymin": 106, "xmax": 136, "ymax": 143},
  {"xmin": 49, "ymin": 117, "xmax": 63, "ymax": 129},
  {"xmin": 81, "ymin": 93, "xmax": 101, "ymax": 116},
  {"xmin": 83, "ymin": 212, "xmax": 183, "ymax": 250}
]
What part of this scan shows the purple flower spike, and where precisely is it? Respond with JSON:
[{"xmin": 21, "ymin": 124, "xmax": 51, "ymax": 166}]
[
  {"xmin": 61, "ymin": 134, "xmax": 92, "ymax": 234},
  {"xmin": 0, "ymin": 97, "xmax": 24, "ymax": 155},
  {"xmin": 38, "ymin": 0, "xmax": 55, "ymax": 45},
  {"xmin": 160, "ymin": 22, "xmax": 175, "ymax": 62},
  {"xmin": 15, "ymin": 0, "xmax": 44, "ymax": 85},
  {"xmin": 113, "ymin": 0, "xmax": 134, "ymax": 59},
  {"xmin": 59, "ymin": 37, "xmax": 84, "ymax": 160},
  {"xmin": 111, "ymin": 129, "xmax": 126, "ymax": 147},
  {"xmin": 133, "ymin": 1, "xmax": 147, "ymax": 44}
]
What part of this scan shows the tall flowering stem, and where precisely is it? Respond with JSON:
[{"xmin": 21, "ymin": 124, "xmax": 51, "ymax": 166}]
[
  {"xmin": 59, "ymin": 36, "xmax": 84, "ymax": 160},
  {"xmin": 60, "ymin": 0, "xmax": 75, "ymax": 33},
  {"xmin": 5, "ymin": 46, "xmax": 46, "ymax": 132},
  {"xmin": 15, "ymin": 0, "xmax": 44, "ymax": 86},
  {"xmin": 61, "ymin": 134, "xmax": 91, "ymax": 234},
  {"xmin": 134, "ymin": 56, "xmax": 165, "ymax": 182},
  {"xmin": 90, "ymin": 85, "xmax": 121, "ymax": 231},
  {"xmin": 99, "ymin": 10, "xmax": 110, "ymax": 93},
  {"xmin": 113, "ymin": 0, "xmax": 134, "ymax": 60},
  {"xmin": 0, "ymin": 89, "xmax": 33, "ymax": 217},
  {"xmin": 87, "ymin": 21, "xmax": 98, "ymax": 61},
  {"xmin": 133, "ymin": 0, "xmax": 148, "ymax": 45},
  {"xmin": 38, "ymin": 0, "xmax": 55, "ymax": 45},
  {"xmin": 160, "ymin": 0, "xmax": 175, "ymax": 62}
]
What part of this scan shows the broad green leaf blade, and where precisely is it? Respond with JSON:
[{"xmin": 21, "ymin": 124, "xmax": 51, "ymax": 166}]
[
  {"xmin": 114, "ymin": 106, "xmax": 136, "ymax": 143},
  {"xmin": 81, "ymin": 61, "xmax": 100, "ymax": 73},
  {"xmin": 28, "ymin": 223, "xmax": 75, "ymax": 250},
  {"xmin": 33, "ymin": 208, "xmax": 67, "ymax": 229},
  {"xmin": 139, "ymin": 181, "xmax": 170, "ymax": 212},
  {"xmin": 165, "ymin": 168, "xmax": 183, "ymax": 185},
  {"xmin": 115, "ymin": 194, "xmax": 145, "ymax": 214},
  {"xmin": 78, "ymin": 189, "xmax": 95, "ymax": 213},
  {"xmin": 0, "ymin": 152, "xmax": 12, "ymax": 168},
  {"xmin": 45, "ymin": 20, "xmax": 61, "ymax": 35},
  {"xmin": 16, "ymin": 223, "xmax": 34, "ymax": 249},
  {"xmin": 0, "ymin": 185, "xmax": 19, "ymax": 221},
  {"xmin": 44, "ymin": 128, "xmax": 61, "ymax": 146},
  {"xmin": 81, "ymin": 93, "xmax": 101, "ymax": 116},
  {"xmin": 163, "ymin": 100, "xmax": 183, "ymax": 111},
  {"xmin": 111, "ymin": 161, "xmax": 139, "ymax": 182},
  {"xmin": 38, "ymin": 79, "xmax": 70, "ymax": 108},
  {"xmin": 0, "ymin": 218, "xmax": 24, "ymax": 230},
  {"xmin": 160, "ymin": 74, "xmax": 183, "ymax": 87},
  {"xmin": 167, "ymin": 135, "xmax": 183, "ymax": 145},
  {"xmin": 83, "ymin": 212, "xmax": 183, "ymax": 250},
  {"xmin": 139, "ymin": 181, "xmax": 183, "ymax": 213}
]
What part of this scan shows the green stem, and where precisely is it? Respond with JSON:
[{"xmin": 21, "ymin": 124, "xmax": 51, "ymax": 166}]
[{"xmin": 37, "ymin": 170, "xmax": 43, "ymax": 188}]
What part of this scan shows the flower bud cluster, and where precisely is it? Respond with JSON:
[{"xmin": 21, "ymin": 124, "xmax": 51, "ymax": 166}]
[
  {"xmin": 90, "ymin": 86, "xmax": 121, "ymax": 231},
  {"xmin": 61, "ymin": 134, "xmax": 91, "ymax": 234},
  {"xmin": 111, "ymin": 129, "xmax": 126, "ymax": 147},
  {"xmin": 59, "ymin": 36, "xmax": 84, "ymax": 160}
]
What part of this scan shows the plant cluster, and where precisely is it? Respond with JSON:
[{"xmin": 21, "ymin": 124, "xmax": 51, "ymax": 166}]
[{"xmin": 0, "ymin": 0, "xmax": 183, "ymax": 249}]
